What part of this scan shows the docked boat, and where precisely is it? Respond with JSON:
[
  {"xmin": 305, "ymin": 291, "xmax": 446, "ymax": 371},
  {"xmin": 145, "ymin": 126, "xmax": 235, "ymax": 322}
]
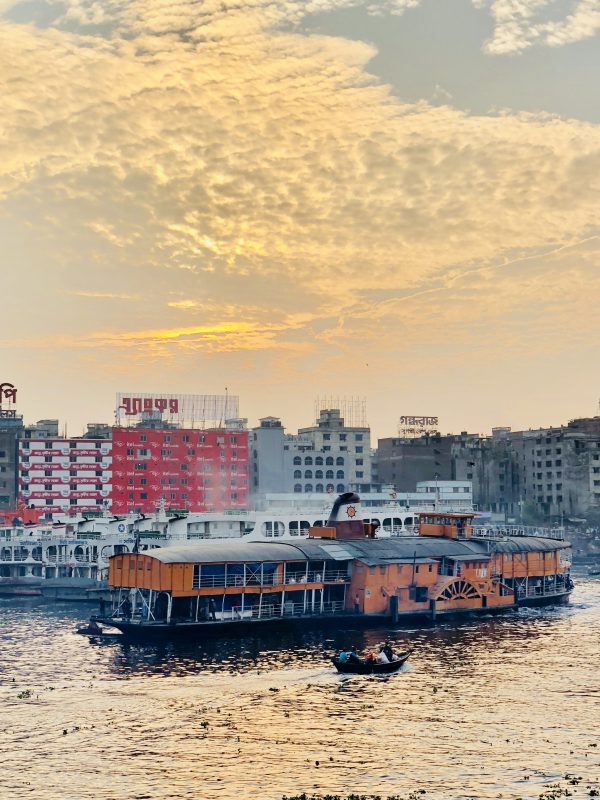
[{"xmin": 332, "ymin": 650, "xmax": 412, "ymax": 674}]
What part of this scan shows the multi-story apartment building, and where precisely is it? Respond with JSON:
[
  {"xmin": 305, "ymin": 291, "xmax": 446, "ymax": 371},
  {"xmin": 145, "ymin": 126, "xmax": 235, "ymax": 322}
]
[
  {"xmin": 452, "ymin": 418, "xmax": 600, "ymax": 520},
  {"xmin": 111, "ymin": 425, "xmax": 249, "ymax": 514},
  {"xmin": 376, "ymin": 433, "xmax": 454, "ymax": 491},
  {"xmin": 18, "ymin": 435, "xmax": 113, "ymax": 520},
  {"xmin": 251, "ymin": 409, "xmax": 371, "ymax": 496},
  {"xmin": 0, "ymin": 414, "xmax": 24, "ymax": 511}
]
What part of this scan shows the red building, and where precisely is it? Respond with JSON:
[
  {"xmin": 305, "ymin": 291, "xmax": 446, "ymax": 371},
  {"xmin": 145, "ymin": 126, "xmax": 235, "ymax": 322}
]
[{"xmin": 110, "ymin": 427, "xmax": 249, "ymax": 514}]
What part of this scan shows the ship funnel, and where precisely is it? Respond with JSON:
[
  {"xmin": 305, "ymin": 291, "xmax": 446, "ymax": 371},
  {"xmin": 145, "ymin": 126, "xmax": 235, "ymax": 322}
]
[
  {"xmin": 324, "ymin": 492, "xmax": 365, "ymax": 539},
  {"xmin": 327, "ymin": 492, "xmax": 362, "ymax": 525}
]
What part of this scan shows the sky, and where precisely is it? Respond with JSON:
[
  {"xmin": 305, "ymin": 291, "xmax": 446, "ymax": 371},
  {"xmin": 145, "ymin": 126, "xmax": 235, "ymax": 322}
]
[{"xmin": 1, "ymin": 0, "xmax": 599, "ymax": 441}]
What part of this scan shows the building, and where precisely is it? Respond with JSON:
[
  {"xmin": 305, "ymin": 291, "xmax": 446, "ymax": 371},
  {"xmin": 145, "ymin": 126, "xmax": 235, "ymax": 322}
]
[
  {"xmin": 111, "ymin": 425, "xmax": 249, "ymax": 515},
  {"xmin": 298, "ymin": 409, "xmax": 371, "ymax": 489},
  {"xmin": 452, "ymin": 418, "xmax": 600, "ymax": 521},
  {"xmin": 376, "ymin": 433, "xmax": 454, "ymax": 490},
  {"xmin": 18, "ymin": 434, "xmax": 113, "ymax": 520},
  {"xmin": 0, "ymin": 414, "xmax": 24, "ymax": 511},
  {"xmin": 251, "ymin": 409, "xmax": 371, "ymax": 498}
]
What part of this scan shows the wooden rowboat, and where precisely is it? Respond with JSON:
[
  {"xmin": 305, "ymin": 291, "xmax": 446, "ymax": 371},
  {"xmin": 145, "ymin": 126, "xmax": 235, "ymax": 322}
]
[{"xmin": 332, "ymin": 649, "xmax": 412, "ymax": 674}]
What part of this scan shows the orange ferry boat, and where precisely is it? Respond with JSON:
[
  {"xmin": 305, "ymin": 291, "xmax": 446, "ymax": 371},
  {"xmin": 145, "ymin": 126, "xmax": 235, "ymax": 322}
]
[{"xmin": 100, "ymin": 493, "xmax": 573, "ymax": 640}]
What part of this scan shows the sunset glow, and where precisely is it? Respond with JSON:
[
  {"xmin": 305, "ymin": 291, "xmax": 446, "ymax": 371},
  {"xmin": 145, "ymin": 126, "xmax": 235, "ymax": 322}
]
[{"xmin": 1, "ymin": 0, "xmax": 599, "ymax": 436}]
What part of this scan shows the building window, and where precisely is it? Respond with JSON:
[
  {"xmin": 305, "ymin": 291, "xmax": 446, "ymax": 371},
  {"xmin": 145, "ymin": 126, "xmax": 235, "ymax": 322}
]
[
  {"xmin": 164, "ymin": 435, "xmax": 171, "ymax": 444},
  {"xmin": 305, "ymin": 484, "xmax": 313, "ymax": 492},
  {"xmin": 355, "ymin": 434, "xmax": 363, "ymax": 441},
  {"xmin": 326, "ymin": 456, "xmax": 334, "ymax": 466},
  {"xmin": 326, "ymin": 470, "xmax": 334, "ymax": 479},
  {"xmin": 323, "ymin": 434, "xmax": 331, "ymax": 441},
  {"xmin": 293, "ymin": 456, "xmax": 301, "ymax": 466},
  {"xmin": 336, "ymin": 483, "xmax": 345, "ymax": 492},
  {"xmin": 355, "ymin": 446, "xmax": 363, "ymax": 454},
  {"xmin": 45, "ymin": 442, "xmax": 53, "ymax": 449},
  {"xmin": 326, "ymin": 483, "xmax": 334, "ymax": 492},
  {"xmin": 304, "ymin": 456, "xmax": 313, "ymax": 466},
  {"xmin": 316, "ymin": 484, "xmax": 324, "ymax": 492},
  {"xmin": 336, "ymin": 457, "xmax": 344, "ymax": 466},
  {"xmin": 305, "ymin": 470, "xmax": 313, "ymax": 479},
  {"xmin": 315, "ymin": 456, "xmax": 323, "ymax": 466},
  {"xmin": 315, "ymin": 470, "xmax": 323, "ymax": 479},
  {"xmin": 294, "ymin": 484, "xmax": 302, "ymax": 493},
  {"xmin": 294, "ymin": 470, "xmax": 301, "ymax": 479},
  {"xmin": 336, "ymin": 470, "xmax": 344, "ymax": 479},
  {"xmin": 44, "ymin": 456, "xmax": 52, "ymax": 463},
  {"xmin": 140, "ymin": 478, "xmax": 147, "ymax": 485},
  {"xmin": 44, "ymin": 483, "xmax": 52, "ymax": 491},
  {"xmin": 140, "ymin": 434, "xmax": 147, "ymax": 442},
  {"xmin": 356, "ymin": 471, "xmax": 363, "ymax": 478},
  {"xmin": 140, "ymin": 493, "xmax": 147, "ymax": 500}
]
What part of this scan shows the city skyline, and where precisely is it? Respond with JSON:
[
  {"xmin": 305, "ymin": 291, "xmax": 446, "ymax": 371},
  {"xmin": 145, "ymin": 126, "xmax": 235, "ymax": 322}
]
[{"xmin": 1, "ymin": 0, "xmax": 599, "ymax": 441}]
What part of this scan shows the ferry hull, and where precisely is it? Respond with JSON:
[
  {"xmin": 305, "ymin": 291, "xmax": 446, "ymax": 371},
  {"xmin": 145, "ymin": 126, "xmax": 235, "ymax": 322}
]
[{"xmin": 98, "ymin": 591, "xmax": 571, "ymax": 641}]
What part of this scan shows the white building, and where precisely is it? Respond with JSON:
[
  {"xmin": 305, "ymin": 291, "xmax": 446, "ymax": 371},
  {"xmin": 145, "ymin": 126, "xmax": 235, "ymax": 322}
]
[
  {"xmin": 18, "ymin": 437, "xmax": 113, "ymax": 521},
  {"xmin": 251, "ymin": 409, "xmax": 371, "ymax": 498}
]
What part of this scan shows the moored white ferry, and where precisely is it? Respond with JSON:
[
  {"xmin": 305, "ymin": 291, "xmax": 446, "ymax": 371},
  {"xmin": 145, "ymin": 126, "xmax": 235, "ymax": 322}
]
[{"xmin": 2, "ymin": 482, "xmax": 550, "ymax": 601}]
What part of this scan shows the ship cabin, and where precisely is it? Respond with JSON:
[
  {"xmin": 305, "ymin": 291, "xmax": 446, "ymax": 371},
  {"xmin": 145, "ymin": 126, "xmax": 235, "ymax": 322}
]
[
  {"xmin": 417, "ymin": 512, "xmax": 477, "ymax": 539},
  {"xmin": 108, "ymin": 541, "xmax": 353, "ymax": 625}
]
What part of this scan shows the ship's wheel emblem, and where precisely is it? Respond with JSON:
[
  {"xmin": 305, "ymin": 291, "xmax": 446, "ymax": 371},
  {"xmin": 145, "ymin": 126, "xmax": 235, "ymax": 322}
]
[{"xmin": 346, "ymin": 505, "xmax": 357, "ymax": 518}]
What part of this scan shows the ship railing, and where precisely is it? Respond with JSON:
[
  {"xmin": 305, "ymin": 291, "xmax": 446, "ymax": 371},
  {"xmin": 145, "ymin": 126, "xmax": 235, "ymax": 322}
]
[
  {"xmin": 221, "ymin": 600, "xmax": 345, "ymax": 621},
  {"xmin": 389, "ymin": 525, "xmax": 419, "ymax": 537},
  {"xmin": 0, "ymin": 553, "xmax": 31, "ymax": 562},
  {"xmin": 515, "ymin": 576, "xmax": 567, "ymax": 598},
  {"xmin": 194, "ymin": 571, "xmax": 349, "ymax": 589},
  {"xmin": 472, "ymin": 526, "xmax": 565, "ymax": 541}
]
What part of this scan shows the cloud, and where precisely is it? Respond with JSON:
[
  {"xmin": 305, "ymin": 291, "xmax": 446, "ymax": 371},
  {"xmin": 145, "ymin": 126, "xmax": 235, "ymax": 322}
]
[
  {"xmin": 475, "ymin": 0, "xmax": 600, "ymax": 54},
  {"xmin": 67, "ymin": 291, "xmax": 138, "ymax": 300},
  {"xmin": 0, "ymin": 0, "xmax": 598, "ymax": 421}
]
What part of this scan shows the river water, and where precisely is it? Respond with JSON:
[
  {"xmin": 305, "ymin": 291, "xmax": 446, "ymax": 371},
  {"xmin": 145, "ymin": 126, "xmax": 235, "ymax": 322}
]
[{"xmin": 1, "ymin": 573, "xmax": 599, "ymax": 800}]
